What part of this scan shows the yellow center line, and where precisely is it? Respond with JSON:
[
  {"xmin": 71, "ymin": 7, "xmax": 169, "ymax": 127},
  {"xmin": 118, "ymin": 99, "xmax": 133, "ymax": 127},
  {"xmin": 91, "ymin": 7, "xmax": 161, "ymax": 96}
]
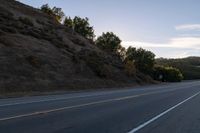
[{"xmin": 0, "ymin": 88, "xmax": 185, "ymax": 121}]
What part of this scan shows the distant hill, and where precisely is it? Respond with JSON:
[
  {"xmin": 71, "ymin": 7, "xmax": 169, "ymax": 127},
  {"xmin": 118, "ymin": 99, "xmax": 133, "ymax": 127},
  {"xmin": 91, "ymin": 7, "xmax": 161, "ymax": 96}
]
[{"xmin": 156, "ymin": 57, "xmax": 200, "ymax": 80}]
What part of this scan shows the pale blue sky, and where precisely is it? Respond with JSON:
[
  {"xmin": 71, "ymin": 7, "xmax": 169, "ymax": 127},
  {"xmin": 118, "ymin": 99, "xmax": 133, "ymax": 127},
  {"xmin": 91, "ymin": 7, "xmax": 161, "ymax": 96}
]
[{"xmin": 18, "ymin": 0, "xmax": 200, "ymax": 58}]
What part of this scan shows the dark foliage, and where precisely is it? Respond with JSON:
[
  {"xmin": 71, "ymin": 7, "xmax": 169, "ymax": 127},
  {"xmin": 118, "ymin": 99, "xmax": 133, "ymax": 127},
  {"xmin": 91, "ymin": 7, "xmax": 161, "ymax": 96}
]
[
  {"xmin": 64, "ymin": 16, "xmax": 95, "ymax": 40},
  {"xmin": 156, "ymin": 57, "xmax": 200, "ymax": 80},
  {"xmin": 40, "ymin": 4, "xmax": 65, "ymax": 23},
  {"xmin": 154, "ymin": 66, "xmax": 183, "ymax": 82},
  {"xmin": 125, "ymin": 47, "xmax": 155, "ymax": 74},
  {"xmin": 95, "ymin": 32, "xmax": 122, "ymax": 53},
  {"xmin": 19, "ymin": 17, "xmax": 34, "ymax": 26}
]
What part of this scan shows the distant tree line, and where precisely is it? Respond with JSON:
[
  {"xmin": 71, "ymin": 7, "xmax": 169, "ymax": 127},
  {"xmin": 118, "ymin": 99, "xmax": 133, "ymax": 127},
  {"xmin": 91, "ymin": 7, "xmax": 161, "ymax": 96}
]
[{"xmin": 40, "ymin": 4, "xmax": 183, "ymax": 82}]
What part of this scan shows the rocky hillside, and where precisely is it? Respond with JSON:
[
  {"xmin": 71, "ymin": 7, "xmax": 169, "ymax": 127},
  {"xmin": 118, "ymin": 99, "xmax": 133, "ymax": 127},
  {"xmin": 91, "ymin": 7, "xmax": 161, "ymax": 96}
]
[{"xmin": 0, "ymin": 0, "xmax": 152, "ymax": 93}]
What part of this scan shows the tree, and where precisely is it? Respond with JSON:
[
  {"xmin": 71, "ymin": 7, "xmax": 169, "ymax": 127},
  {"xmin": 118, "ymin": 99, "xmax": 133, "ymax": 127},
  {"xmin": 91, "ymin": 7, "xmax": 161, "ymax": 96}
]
[
  {"xmin": 95, "ymin": 32, "xmax": 122, "ymax": 53},
  {"xmin": 117, "ymin": 45, "xmax": 126, "ymax": 61},
  {"xmin": 40, "ymin": 4, "xmax": 53, "ymax": 15},
  {"xmin": 125, "ymin": 47, "xmax": 155, "ymax": 74},
  {"xmin": 63, "ymin": 16, "xmax": 73, "ymax": 29},
  {"xmin": 52, "ymin": 7, "xmax": 65, "ymax": 22},
  {"xmin": 64, "ymin": 16, "xmax": 95, "ymax": 40},
  {"xmin": 40, "ymin": 4, "xmax": 65, "ymax": 23}
]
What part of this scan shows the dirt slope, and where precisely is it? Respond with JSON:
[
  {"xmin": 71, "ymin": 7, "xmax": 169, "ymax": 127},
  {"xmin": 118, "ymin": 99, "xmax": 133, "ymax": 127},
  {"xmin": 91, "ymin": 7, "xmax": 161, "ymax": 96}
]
[{"xmin": 0, "ymin": 0, "xmax": 151, "ymax": 93}]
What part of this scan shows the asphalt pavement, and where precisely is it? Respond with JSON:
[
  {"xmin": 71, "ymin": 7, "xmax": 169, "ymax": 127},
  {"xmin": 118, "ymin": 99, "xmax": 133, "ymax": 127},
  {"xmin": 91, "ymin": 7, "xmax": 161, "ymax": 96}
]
[{"xmin": 0, "ymin": 80, "xmax": 200, "ymax": 133}]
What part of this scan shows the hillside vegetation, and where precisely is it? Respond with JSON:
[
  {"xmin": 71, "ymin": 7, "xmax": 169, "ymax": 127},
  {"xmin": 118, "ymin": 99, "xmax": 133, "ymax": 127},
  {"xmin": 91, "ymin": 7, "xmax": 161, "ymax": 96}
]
[
  {"xmin": 0, "ymin": 0, "xmax": 188, "ymax": 94},
  {"xmin": 0, "ymin": 0, "xmax": 157, "ymax": 93},
  {"xmin": 156, "ymin": 57, "xmax": 200, "ymax": 80}
]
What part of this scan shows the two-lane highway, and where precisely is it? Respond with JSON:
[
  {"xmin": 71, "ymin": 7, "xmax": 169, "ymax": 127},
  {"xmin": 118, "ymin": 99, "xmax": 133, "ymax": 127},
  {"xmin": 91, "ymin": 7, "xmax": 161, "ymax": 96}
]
[{"xmin": 0, "ymin": 81, "xmax": 200, "ymax": 133}]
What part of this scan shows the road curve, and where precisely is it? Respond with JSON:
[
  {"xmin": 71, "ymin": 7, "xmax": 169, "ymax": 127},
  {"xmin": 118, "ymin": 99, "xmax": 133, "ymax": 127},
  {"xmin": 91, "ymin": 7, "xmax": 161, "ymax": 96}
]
[{"xmin": 0, "ymin": 80, "xmax": 200, "ymax": 133}]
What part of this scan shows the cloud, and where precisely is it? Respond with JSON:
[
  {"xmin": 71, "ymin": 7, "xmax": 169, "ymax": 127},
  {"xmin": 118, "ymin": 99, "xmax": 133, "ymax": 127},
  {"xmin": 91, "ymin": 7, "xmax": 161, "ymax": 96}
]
[
  {"xmin": 122, "ymin": 37, "xmax": 200, "ymax": 58},
  {"xmin": 122, "ymin": 24, "xmax": 200, "ymax": 58},
  {"xmin": 122, "ymin": 37, "xmax": 200, "ymax": 49},
  {"xmin": 175, "ymin": 24, "xmax": 200, "ymax": 31},
  {"xmin": 170, "ymin": 37, "xmax": 200, "ymax": 48}
]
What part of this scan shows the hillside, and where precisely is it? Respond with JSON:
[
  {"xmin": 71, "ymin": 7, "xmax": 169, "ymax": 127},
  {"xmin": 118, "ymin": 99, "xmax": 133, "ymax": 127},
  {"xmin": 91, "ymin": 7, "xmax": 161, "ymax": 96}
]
[
  {"xmin": 0, "ymin": 0, "xmax": 154, "ymax": 93},
  {"xmin": 156, "ymin": 57, "xmax": 200, "ymax": 80}
]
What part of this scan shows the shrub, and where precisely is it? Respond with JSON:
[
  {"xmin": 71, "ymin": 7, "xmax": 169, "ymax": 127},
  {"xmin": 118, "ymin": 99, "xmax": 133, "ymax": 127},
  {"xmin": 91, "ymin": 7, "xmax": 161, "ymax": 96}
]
[
  {"xmin": 1, "ymin": 26, "xmax": 16, "ymax": 34},
  {"xmin": 0, "ymin": 10, "xmax": 14, "ymax": 21},
  {"xmin": 83, "ymin": 52, "xmax": 104, "ymax": 76},
  {"xmin": 51, "ymin": 39, "xmax": 65, "ymax": 48},
  {"xmin": 19, "ymin": 17, "xmax": 34, "ymax": 26},
  {"xmin": 26, "ymin": 56, "xmax": 41, "ymax": 68},
  {"xmin": 124, "ymin": 60, "xmax": 136, "ymax": 76},
  {"xmin": 27, "ymin": 30, "xmax": 41, "ymax": 39},
  {"xmin": 0, "ymin": 37, "xmax": 13, "ymax": 46},
  {"xmin": 77, "ymin": 50, "xmax": 113, "ymax": 78},
  {"xmin": 98, "ymin": 64, "xmax": 113, "ymax": 78},
  {"xmin": 71, "ymin": 38, "xmax": 86, "ymax": 46},
  {"xmin": 36, "ymin": 19, "xmax": 45, "ymax": 25},
  {"xmin": 165, "ymin": 67, "xmax": 184, "ymax": 82},
  {"xmin": 154, "ymin": 65, "xmax": 183, "ymax": 82}
]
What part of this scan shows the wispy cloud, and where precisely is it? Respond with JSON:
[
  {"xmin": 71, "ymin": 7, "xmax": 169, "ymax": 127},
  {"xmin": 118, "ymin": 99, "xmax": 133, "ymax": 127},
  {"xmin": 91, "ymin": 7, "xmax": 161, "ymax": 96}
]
[
  {"xmin": 175, "ymin": 24, "xmax": 200, "ymax": 31},
  {"xmin": 170, "ymin": 37, "xmax": 200, "ymax": 48},
  {"xmin": 122, "ymin": 24, "xmax": 200, "ymax": 58},
  {"xmin": 122, "ymin": 37, "xmax": 200, "ymax": 58},
  {"xmin": 122, "ymin": 37, "xmax": 200, "ymax": 49}
]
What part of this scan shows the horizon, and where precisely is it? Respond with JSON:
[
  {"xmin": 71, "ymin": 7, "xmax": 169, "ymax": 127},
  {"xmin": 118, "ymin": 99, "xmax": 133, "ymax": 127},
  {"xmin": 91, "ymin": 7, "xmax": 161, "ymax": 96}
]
[{"xmin": 18, "ymin": 0, "xmax": 200, "ymax": 58}]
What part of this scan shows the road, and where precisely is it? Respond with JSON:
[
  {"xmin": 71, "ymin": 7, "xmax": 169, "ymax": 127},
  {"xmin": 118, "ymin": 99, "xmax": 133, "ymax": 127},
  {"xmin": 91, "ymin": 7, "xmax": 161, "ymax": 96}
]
[{"xmin": 0, "ymin": 81, "xmax": 200, "ymax": 133}]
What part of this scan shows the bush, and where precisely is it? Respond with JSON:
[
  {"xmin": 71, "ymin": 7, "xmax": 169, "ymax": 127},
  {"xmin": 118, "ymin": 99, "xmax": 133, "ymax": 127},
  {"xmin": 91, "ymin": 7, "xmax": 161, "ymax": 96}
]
[
  {"xmin": 83, "ymin": 51, "xmax": 104, "ymax": 77},
  {"xmin": 0, "ymin": 9, "xmax": 14, "ymax": 21},
  {"xmin": 0, "ymin": 26, "xmax": 16, "ymax": 33},
  {"xmin": 124, "ymin": 60, "xmax": 136, "ymax": 76},
  {"xmin": 77, "ymin": 50, "xmax": 113, "ymax": 78},
  {"xmin": 71, "ymin": 38, "xmax": 86, "ymax": 46},
  {"xmin": 36, "ymin": 19, "xmax": 45, "ymax": 25},
  {"xmin": 98, "ymin": 64, "xmax": 113, "ymax": 78},
  {"xmin": 165, "ymin": 67, "xmax": 184, "ymax": 82},
  {"xmin": 27, "ymin": 30, "xmax": 41, "ymax": 39},
  {"xmin": 154, "ymin": 66, "xmax": 183, "ymax": 82},
  {"xmin": 0, "ymin": 37, "xmax": 14, "ymax": 46},
  {"xmin": 19, "ymin": 17, "xmax": 34, "ymax": 26},
  {"xmin": 26, "ymin": 56, "xmax": 41, "ymax": 68}
]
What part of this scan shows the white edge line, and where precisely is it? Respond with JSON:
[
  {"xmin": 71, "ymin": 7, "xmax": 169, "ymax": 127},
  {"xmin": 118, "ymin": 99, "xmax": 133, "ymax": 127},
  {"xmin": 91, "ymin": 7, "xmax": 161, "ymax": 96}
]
[{"xmin": 127, "ymin": 91, "xmax": 200, "ymax": 133}]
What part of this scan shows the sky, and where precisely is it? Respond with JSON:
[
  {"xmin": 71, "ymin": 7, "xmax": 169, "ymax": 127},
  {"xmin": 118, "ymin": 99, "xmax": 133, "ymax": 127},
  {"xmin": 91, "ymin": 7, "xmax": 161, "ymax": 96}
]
[{"xmin": 18, "ymin": 0, "xmax": 200, "ymax": 58}]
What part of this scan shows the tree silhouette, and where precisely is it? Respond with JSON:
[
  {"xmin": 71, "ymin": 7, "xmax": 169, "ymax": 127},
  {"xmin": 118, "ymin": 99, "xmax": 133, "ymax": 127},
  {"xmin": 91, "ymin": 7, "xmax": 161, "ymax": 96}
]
[
  {"xmin": 41, "ymin": 4, "xmax": 65, "ymax": 23},
  {"xmin": 95, "ymin": 32, "xmax": 122, "ymax": 53},
  {"xmin": 64, "ymin": 16, "xmax": 95, "ymax": 40},
  {"xmin": 125, "ymin": 47, "xmax": 155, "ymax": 74}
]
